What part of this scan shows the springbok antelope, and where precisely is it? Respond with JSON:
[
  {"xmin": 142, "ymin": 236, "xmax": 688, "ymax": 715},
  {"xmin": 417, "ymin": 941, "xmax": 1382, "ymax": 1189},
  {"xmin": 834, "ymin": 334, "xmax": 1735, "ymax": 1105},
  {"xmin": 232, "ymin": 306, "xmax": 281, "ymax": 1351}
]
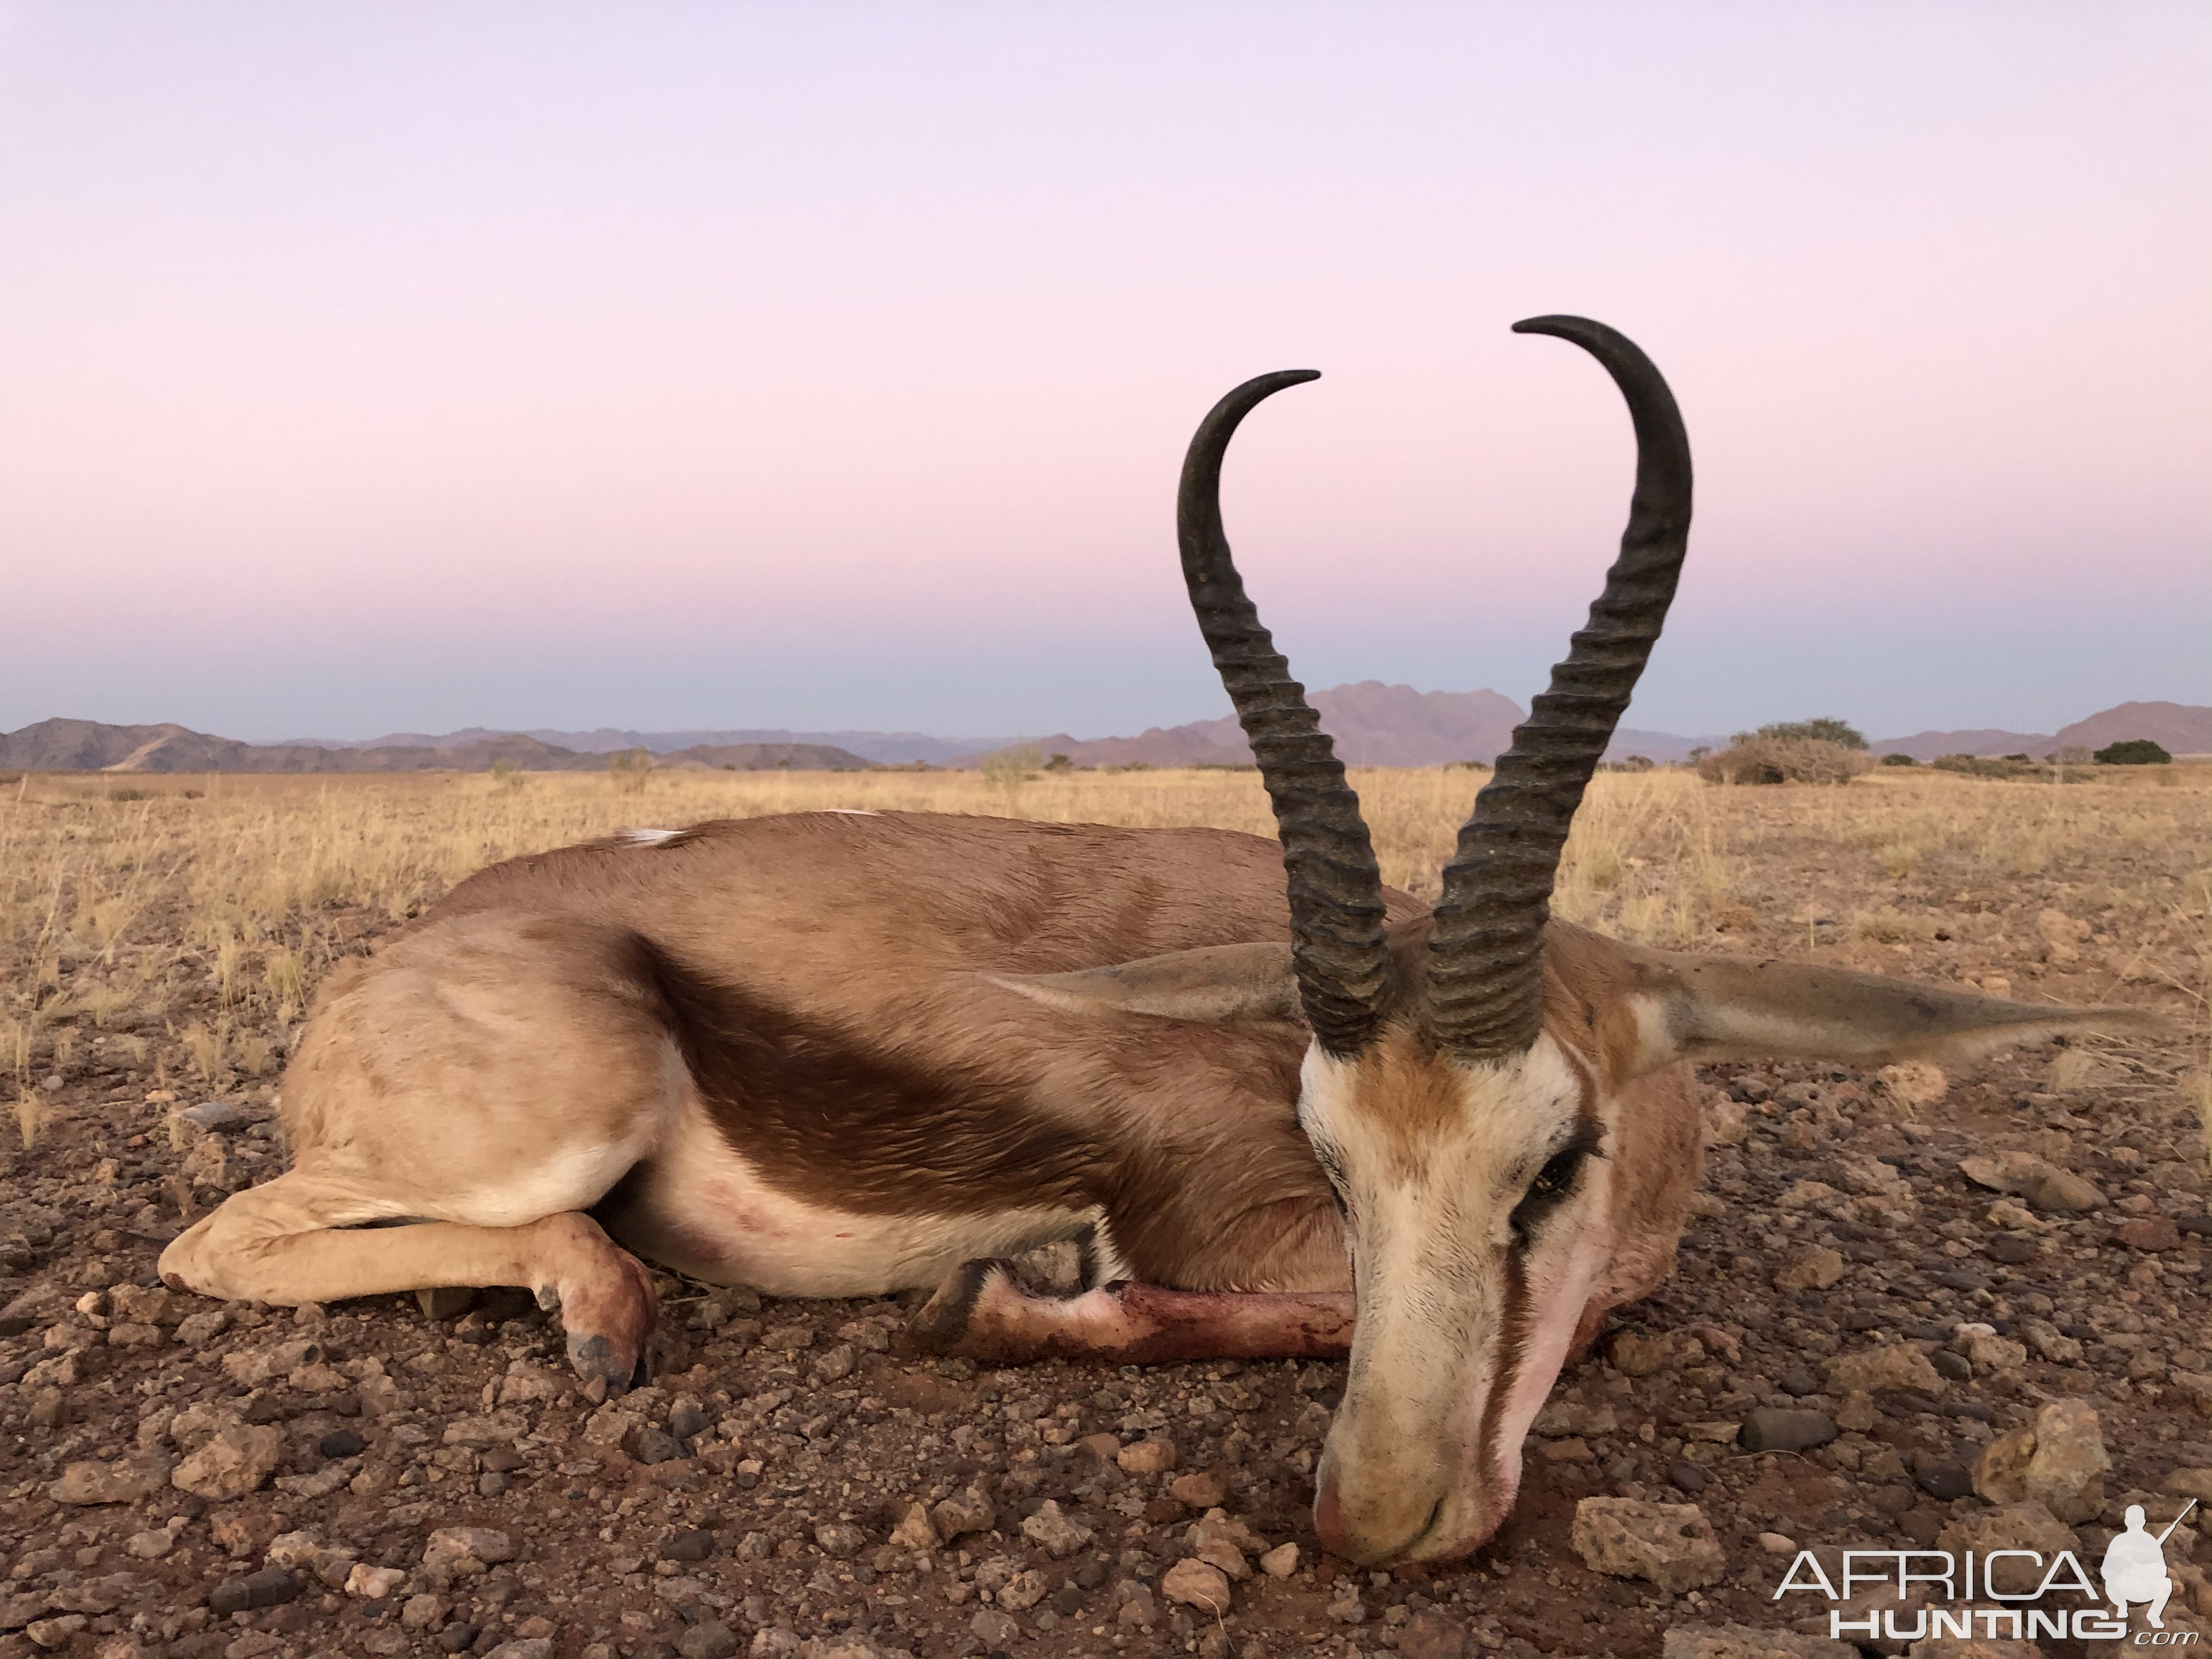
[{"xmin": 160, "ymin": 316, "xmax": 2152, "ymax": 1564}]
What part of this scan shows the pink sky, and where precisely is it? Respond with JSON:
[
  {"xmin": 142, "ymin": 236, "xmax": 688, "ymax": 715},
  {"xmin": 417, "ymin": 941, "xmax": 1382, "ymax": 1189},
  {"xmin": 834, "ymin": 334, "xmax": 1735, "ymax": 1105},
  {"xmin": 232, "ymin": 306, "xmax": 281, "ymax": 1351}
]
[{"xmin": 2, "ymin": 3, "xmax": 2207, "ymax": 742}]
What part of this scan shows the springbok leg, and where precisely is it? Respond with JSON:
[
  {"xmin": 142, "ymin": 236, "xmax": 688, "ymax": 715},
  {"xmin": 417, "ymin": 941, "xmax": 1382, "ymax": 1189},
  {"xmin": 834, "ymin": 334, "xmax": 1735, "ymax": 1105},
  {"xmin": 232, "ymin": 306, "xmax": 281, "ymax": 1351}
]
[
  {"xmin": 909, "ymin": 1259, "xmax": 1353, "ymax": 1364},
  {"xmin": 159, "ymin": 1171, "xmax": 658, "ymax": 1388}
]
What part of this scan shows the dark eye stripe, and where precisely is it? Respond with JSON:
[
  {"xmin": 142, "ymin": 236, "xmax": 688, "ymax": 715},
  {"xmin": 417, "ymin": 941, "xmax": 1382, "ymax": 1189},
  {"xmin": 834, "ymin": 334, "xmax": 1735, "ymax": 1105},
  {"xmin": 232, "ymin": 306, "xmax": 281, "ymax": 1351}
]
[{"xmin": 1509, "ymin": 1128, "xmax": 1605, "ymax": 1246}]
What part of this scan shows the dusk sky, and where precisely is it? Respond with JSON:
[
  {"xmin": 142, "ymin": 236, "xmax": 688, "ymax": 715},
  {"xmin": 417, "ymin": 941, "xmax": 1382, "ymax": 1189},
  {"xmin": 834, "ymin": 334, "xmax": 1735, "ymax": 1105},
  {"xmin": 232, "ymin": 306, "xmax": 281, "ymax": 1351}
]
[{"xmin": 3, "ymin": 4, "xmax": 2207, "ymax": 744}]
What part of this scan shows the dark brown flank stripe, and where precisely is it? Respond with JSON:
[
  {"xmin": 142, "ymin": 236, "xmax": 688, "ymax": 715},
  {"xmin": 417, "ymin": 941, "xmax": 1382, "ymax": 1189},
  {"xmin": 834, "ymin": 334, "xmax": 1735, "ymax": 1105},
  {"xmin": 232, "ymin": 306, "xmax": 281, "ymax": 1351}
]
[
  {"xmin": 610, "ymin": 930, "xmax": 1338, "ymax": 1291},
  {"xmin": 624, "ymin": 933, "xmax": 1110, "ymax": 1218}
]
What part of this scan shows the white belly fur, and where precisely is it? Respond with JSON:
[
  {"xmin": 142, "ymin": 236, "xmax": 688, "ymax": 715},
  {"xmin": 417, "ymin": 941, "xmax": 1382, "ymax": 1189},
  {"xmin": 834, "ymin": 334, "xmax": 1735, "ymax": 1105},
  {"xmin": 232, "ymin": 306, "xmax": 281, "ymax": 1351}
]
[{"xmin": 606, "ymin": 1097, "xmax": 1103, "ymax": 1298}]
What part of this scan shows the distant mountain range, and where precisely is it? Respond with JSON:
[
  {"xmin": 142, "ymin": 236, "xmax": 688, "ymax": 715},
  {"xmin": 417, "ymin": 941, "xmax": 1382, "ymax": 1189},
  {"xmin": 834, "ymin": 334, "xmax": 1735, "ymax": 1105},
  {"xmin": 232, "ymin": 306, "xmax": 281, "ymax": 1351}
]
[
  {"xmin": 0, "ymin": 719, "xmax": 870, "ymax": 775},
  {"xmin": 5, "ymin": 696, "xmax": 2206, "ymax": 776},
  {"xmin": 988, "ymin": 683, "xmax": 1528, "ymax": 769},
  {"xmin": 1868, "ymin": 703, "xmax": 2212, "ymax": 763},
  {"xmin": 295, "ymin": 725, "xmax": 1011, "ymax": 768}
]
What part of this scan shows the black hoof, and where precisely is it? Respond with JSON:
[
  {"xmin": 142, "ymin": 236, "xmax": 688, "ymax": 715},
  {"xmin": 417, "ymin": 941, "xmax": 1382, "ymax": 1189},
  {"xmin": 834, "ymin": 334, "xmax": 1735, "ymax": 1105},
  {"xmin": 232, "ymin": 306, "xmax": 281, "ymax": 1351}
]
[
  {"xmin": 566, "ymin": 1331, "xmax": 645, "ymax": 1393},
  {"xmin": 909, "ymin": 1257, "xmax": 1015, "ymax": 1354}
]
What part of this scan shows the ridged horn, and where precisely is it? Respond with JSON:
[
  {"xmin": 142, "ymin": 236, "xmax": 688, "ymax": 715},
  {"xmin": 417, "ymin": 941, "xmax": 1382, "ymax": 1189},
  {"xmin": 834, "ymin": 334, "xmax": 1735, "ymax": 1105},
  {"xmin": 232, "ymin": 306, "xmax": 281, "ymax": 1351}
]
[
  {"xmin": 1427, "ymin": 317, "xmax": 1694, "ymax": 1057},
  {"xmin": 1178, "ymin": 371, "xmax": 1389, "ymax": 1056}
]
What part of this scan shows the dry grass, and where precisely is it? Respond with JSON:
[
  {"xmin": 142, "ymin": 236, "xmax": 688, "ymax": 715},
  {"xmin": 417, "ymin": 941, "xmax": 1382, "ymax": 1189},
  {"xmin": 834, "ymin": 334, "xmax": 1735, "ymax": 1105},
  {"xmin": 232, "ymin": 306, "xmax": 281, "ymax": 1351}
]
[{"xmin": 2, "ymin": 766, "xmax": 2207, "ymax": 1130}]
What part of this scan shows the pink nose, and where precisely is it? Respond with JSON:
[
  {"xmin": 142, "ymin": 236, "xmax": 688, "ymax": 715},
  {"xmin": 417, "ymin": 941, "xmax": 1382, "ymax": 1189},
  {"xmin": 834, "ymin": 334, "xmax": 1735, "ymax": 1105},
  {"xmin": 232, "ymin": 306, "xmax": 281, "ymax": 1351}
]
[{"xmin": 1313, "ymin": 1475, "xmax": 1352, "ymax": 1560}]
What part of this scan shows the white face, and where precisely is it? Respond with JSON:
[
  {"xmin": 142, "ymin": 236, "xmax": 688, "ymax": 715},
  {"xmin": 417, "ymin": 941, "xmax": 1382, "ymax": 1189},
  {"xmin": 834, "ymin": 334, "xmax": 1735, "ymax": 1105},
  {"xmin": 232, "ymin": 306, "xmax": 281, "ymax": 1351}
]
[{"xmin": 1297, "ymin": 1030, "xmax": 1619, "ymax": 1564}]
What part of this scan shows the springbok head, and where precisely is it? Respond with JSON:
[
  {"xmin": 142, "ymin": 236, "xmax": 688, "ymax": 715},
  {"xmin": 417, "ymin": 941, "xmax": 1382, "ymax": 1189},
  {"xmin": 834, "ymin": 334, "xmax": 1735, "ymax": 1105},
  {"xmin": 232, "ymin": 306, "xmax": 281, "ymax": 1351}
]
[
  {"xmin": 1018, "ymin": 317, "xmax": 2152, "ymax": 1562},
  {"xmin": 1175, "ymin": 315, "xmax": 1700, "ymax": 1564}
]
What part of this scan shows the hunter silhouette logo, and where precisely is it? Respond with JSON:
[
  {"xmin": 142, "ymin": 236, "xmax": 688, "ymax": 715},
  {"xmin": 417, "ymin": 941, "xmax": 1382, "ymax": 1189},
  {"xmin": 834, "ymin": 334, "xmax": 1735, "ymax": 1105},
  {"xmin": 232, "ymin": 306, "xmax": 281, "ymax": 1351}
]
[{"xmin": 2106, "ymin": 1501, "xmax": 2197, "ymax": 1630}]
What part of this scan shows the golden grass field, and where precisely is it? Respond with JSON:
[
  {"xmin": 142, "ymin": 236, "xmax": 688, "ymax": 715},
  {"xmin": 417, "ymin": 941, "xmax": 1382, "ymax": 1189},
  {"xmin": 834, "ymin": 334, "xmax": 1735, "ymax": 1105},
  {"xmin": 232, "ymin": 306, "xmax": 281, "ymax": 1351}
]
[
  {"xmin": 3, "ymin": 764, "xmax": 2209, "ymax": 1149},
  {"xmin": 4, "ymin": 762, "xmax": 2212, "ymax": 1659}
]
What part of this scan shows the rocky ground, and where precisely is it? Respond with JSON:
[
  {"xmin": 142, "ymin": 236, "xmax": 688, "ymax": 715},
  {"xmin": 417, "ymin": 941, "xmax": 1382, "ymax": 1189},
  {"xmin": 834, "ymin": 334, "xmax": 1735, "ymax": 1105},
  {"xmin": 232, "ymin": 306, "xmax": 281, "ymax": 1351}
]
[
  {"xmin": 5, "ymin": 1041, "xmax": 2208, "ymax": 1659},
  {"xmin": 3, "ymin": 777, "xmax": 2210, "ymax": 1659}
]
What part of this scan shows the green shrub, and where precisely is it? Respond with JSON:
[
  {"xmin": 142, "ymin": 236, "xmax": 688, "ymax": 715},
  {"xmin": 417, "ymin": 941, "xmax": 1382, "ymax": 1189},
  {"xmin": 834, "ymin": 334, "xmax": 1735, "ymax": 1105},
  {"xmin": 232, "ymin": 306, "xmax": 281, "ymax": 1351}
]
[
  {"xmin": 1880, "ymin": 753, "xmax": 1917, "ymax": 767},
  {"xmin": 1746, "ymin": 717, "xmax": 1867, "ymax": 749},
  {"xmin": 1697, "ymin": 737, "xmax": 1871, "ymax": 786},
  {"xmin": 979, "ymin": 742, "xmax": 1042, "ymax": 789},
  {"xmin": 2094, "ymin": 738, "xmax": 2171, "ymax": 765}
]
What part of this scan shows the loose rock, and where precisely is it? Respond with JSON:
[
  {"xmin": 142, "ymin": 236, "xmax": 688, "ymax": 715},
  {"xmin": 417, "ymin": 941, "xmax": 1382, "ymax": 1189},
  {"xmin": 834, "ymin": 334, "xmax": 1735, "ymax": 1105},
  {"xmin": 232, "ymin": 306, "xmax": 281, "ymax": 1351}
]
[
  {"xmin": 442, "ymin": 1411, "xmax": 526, "ymax": 1448},
  {"xmin": 887, "ymin": 1503, "xmax": 936, "ymax": 1550},
  {"xmin": 677, "ymin": 1623, "xmax": 739, "ymax": 1659},
  {"xmin": 1533, "ymin": 1399, "xmax": 1620, "ymax": 1437},
  {"xmin": 623, "ymin": 1423, "xmax": 683, "ymax": 1465},
  {"xmin": 1168, "ymin": 1469, "xmax": 1229, "ymax": 1508},
  {"xmin": 171, "ymin": 1422, "xmax": 284, "ymax": 1500},
  {"xmin": 346, "ymin": 1564, "xmax": 407, "ymax": 1599},
  {"xmin": 208, "ymin": 1568, "xmax": 300, "ymax": 1616},
  {"xmin": 1739, "ymin": 1409, "xmax": 1837, "ymax": 1454},
  {"xmin": 1825, "ymin": 1343, "xmax": 1945, "ymax": 1397},
  {"xmin": 2166, "ymin": 1469, "xmax": 2212, "ymax": 1502},
  {"xmin": 1774, "ymin": 1247, "xmax": 1846, "ymax": 1293},
  {"xmin": 660, "ymin": 1528, "xmax": 714, "ymax": 1563},
  {"xmin": 2118, "ymin": 1216, "xmax": 2183, "ymax": 1251},
  {"xmin": 1971, "ymin": 1397, "xmax": 2108, "ymax": 1522},
  {"xmin": 1186, "ymin": 1507, "xmax": 1266, "ymax": 1566},
  {"xmin": 48, "ymin": 1453, "xmax": 169, "ymax": 1505},
  {"xmin": 1118, "ymin": 1435, "xmax": 1177, "ymax": 1475},
  {"xmin": 422, "ymin": 1526, "xmax": 516, "ymax": 1585},
  {"xmin": 1161, "ymin": 1557, "xmax": 1232, "ymax": 1612},
  {"xmin": 1019, "ymin": 1500, "xmax": 1093, "ymax": 1558},
  {"xmin": 1962, "ymin": 1333, "xmax": 2027, "ymax": 1372},
  {"xmin": 1876, "ymin": 1060, "xmax": 1947, "ymax": 1111},
  {"xmin": 955, "ymin": 1611, "xmax": 1012, "ymax": 1652},
  {"xmin": 1607, "ymin": 1330, "xmax": 1682, "ymax": 1376},
  {"xmin": 929, "ymin": 1487, "xmax": 995, "ymax": 1542},
  {"xmin": 1570, "ymin": 1497, "xmax": 1727, "ymax": 1593}
]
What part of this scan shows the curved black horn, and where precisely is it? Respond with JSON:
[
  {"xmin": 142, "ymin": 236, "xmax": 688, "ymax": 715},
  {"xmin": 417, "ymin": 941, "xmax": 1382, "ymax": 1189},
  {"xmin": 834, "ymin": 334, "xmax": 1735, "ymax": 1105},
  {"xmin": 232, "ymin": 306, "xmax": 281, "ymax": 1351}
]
[
  {"xmin": 1178, "ymin": 371, "xmax": 1389, "ymax": 1056},
  {"xmin": 1427, "ymin": 317, "xmax": 1694, "ymax": 1058}
]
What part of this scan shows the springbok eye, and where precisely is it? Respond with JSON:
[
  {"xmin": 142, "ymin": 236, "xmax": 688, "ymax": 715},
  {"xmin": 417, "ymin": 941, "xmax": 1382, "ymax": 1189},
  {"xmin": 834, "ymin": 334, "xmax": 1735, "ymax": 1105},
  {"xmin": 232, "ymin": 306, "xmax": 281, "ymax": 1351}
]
[{"xmin": 1509, "ymin": 1133, "xmax": 1601, "ymax": 1246}]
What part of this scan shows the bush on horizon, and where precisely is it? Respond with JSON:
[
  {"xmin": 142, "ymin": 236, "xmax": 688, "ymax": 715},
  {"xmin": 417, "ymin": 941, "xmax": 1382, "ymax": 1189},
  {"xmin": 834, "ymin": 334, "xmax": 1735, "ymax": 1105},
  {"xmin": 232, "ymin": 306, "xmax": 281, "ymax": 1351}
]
[
  {"xmin": 1697, "ymin": 736, "xmax": 1872, "ymax": 786},
  {"xmin": 1731, "ymin": 716, "xmax": 1868, "ymax": 751},
  {"xmin": 2095, "ymin": 738, "xmax": 2172, "ymax": 765}
]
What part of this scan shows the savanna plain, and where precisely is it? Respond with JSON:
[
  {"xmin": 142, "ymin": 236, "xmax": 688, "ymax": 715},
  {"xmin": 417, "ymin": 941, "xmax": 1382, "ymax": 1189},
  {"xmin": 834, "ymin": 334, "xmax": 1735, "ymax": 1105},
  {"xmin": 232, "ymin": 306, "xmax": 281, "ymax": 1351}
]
[{"xmin": 3, "ymin": 765, "xmax": 2210, "ymax": 1659}]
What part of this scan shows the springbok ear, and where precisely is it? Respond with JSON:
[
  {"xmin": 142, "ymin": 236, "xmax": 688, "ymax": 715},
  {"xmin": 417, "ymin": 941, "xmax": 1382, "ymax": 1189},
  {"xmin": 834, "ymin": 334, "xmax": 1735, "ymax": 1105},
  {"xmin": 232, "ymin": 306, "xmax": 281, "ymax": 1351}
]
[
  {"xmin": 1619, "ymin": 946, "xmax": 2167, "ymax": 1074},
  {"xmin": 990, "ymin": 942, "xmax": 1300, "ymax": 1024}
]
